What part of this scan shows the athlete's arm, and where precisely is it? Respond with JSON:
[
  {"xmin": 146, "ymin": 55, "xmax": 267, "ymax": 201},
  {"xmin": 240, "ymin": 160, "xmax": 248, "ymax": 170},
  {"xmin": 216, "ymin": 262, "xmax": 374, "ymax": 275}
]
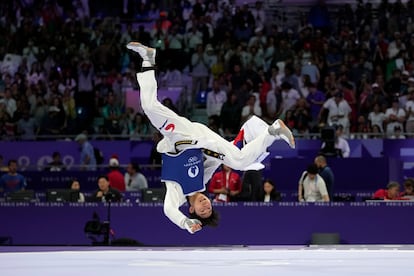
[
  {"xmin": 163, "ymin": 181, "xmax": 188, "ymax": 230},
  {"xmin": 163, "ymin": 181, "xmax": 202, "ymax": 234}
]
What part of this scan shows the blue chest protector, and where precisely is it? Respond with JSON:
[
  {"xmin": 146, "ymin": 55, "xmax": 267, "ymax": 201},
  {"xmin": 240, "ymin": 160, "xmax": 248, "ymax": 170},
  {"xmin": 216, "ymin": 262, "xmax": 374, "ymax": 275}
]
[{"xmin": 161, "ymin": 148, "xmax": 205, "ymax": 195}]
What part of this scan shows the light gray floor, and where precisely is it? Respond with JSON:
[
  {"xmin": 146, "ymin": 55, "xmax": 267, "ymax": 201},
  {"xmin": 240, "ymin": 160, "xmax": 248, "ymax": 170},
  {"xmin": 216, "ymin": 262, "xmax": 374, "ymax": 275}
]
[{"xmin": 1, "ymin": 245, "xmax": 413, "ymax": 276}]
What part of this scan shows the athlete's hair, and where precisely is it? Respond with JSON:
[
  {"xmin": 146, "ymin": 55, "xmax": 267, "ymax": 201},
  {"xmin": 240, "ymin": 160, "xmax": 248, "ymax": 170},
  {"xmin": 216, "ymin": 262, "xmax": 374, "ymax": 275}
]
[{"xmin": 189, "ymin": 209, "xmax": 220, "ymax": 227}]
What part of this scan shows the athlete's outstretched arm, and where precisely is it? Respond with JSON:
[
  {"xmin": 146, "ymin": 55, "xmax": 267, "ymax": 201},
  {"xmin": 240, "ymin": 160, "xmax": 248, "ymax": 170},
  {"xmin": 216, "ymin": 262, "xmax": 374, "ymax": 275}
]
[{"xmin": 163, "ymin": 181, "xmax": 202, "ymax": 234}]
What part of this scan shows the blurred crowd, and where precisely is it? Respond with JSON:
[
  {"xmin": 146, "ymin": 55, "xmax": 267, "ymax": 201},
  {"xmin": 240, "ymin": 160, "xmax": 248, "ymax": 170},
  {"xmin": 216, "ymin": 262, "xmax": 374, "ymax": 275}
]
[{"xmin": 0, "ymin": 0, "xmax": 414, "ymax": 142}]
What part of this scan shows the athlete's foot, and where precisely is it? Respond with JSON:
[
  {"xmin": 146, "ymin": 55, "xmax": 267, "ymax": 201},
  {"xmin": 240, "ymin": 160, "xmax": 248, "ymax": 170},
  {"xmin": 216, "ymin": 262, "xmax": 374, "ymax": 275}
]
[
  {"xmin": 126, "ymin": 42, "xmax": 156, "ymax": 65},
  {"xmin": 268, "ymin": 119, "xmax": 296, "ymax": 149}
]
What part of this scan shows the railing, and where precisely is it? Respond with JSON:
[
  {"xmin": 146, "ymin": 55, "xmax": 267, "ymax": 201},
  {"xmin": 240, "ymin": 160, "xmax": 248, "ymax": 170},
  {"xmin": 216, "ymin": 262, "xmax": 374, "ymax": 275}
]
[{"xmin": 2, "ymin": 131, "xmax": 411, "ymax": 141}]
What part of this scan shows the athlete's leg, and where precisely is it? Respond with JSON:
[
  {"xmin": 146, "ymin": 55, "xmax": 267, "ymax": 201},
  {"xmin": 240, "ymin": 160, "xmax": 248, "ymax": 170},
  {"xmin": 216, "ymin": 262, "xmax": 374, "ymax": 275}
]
[
  {"xmin": 195, "ymin": 118, "xmax": 294, "ymax": 171},
  {"xmin": 129, "ymin": 43, "xmax": 196, "ymax": 140}
]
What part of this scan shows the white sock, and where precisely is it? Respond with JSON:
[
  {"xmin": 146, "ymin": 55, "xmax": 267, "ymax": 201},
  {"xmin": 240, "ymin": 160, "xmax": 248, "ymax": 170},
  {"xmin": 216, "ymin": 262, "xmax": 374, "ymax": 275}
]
[{"xmin": 142, "ymin": 61, "xmax": 151, "ymax": 67}]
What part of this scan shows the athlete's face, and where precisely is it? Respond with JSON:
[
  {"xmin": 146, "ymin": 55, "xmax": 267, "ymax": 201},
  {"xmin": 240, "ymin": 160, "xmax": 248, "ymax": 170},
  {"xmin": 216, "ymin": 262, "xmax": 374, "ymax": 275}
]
[{"xmin": 191, "ymin": 193, "xmax": 212, "ymax": 218}]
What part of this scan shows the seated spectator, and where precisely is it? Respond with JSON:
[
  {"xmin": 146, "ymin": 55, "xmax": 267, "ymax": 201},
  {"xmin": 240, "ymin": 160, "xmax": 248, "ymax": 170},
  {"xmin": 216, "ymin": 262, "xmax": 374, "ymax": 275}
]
[
  {"xmin": 124, "ymin": 162, "xmax": 148, "ymax": 191},
  {"xmin": 208, "ymin": 164, "xmax": 242, "ymax": 202},
  {"xmin": 258, "ymin": 179, "xmax": 281, "ymax": 202},
  {"xmin": 298, "ymin": 164, "xmax": 329, "ymax": 202},
  {"xmin": 107, "ymin": 156, "xmax": 125, "ymax": 192},
  {"xmin": 16, "ymin": 111, "xmax": 38, "ymax": 140},
  {"xmin": 400, "ymin": 178, "xmax": 414, "ymax": 200},
  {"xmin": 39, "ymin": 106, "xmax": 64, "ymax": 136},
  {"xmin": 320, "ymin": 124, "xmax": 350, "ymax": 158},
  {"xmin": 384, "ymin": 98, "xmax": 406, "ymax": 138},
  {"xmin": 101, "ymin": 92, "xmax": 122, "ymax": 135},
  {"xmin": 70, "ymin": 178, "xmax": 85, "ymax": 203},
  {"xmin": 90, "ymin": 175, "xmax": 123, "ymax": 202},
  {"xmin": 128, "ymin": 112, "xmax": 149, "ymax": 141},
  {"xmin": 389, "ymin": 125, "xmax": 406, "ymax": 139},
  {"xmin": 44, "ymin": 151, "xmax": 66, "ymax": 172},
  {"xmin": 372, "ymin": 181, "xmax": 404, "ymax": 200},
  {"xmin": 0, "ymin": 159, "xmax": 27, "ymax": 194}
]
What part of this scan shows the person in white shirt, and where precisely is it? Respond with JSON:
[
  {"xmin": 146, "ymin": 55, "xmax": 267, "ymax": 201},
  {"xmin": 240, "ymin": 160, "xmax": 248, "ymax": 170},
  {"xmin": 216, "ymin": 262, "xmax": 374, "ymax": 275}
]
[
  {"xmin": 206, "ymin": 79, "xmax": 227, "ymax": 117},
  {"xmin": 384, "ymin": 98, "xmax": 406, "ymax": 138},
  {"xmin": 320, "ymin": 91, "xmax": 352, "ymax": 136},
  {"xmin": 124, "ymin": 162, "xmax": 148, "ymax": 191},
  {"xmin": 280, "ymin": 82, "xmax": 301, "ymax": 116},
  {"xmin": 127, "ymin": 42, "xmax": 295, "ymax": 234},
  {"xmin": 298, "ymin": 164, "xmax": 329, "ymax": 202},
  {"xmin": 241, "ymin": 94, "xmax": 262, "ymax": 123},
  {"xmin": 368, "ymin": 103, "xmax": 386, "ymax": 133}
]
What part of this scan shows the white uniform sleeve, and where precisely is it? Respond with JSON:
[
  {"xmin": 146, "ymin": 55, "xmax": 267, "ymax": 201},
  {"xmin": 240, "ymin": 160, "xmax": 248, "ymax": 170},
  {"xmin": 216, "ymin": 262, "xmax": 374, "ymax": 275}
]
[{"xmin": 163, "ymin": 181, "xmax": 188, "ymax": 230}]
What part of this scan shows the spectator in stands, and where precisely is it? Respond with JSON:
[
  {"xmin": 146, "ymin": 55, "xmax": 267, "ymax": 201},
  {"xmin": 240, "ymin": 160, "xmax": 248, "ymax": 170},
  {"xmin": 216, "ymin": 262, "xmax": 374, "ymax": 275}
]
[
  {"xmin": 404, "ymin": 87, "xmax": 414, "ymax": 137},
  {"xmin": 128, "ymin": 112, "xmax": 149, "ymax": 141},
  {"xmin": 61, "ymin": 89, "xmax": 77, "ymax": 134},
  {"xmin": 298, "ymin": 163, "xmax": 329, "ymax": 202},
  {"xmin": 372, "ymin": 181, "xmax": 403, "ymax": 200},
  {"xmin": 293, "ymin": 98, "xmax": 312, "ymax": 135},
  {"xmin": 75, "ymin": 133, "xmax": 97, "ymax": 171},
  {"xmin": 314, "ymin": 155, "xmax": 335, "ymax": 200},
  {"xmin": 241, "ymin": 94, "xmax": 262, "ymax": 124},
  {"xmin": 40, "ymin": 106, "xmax": 64, "ymax": 136},
  {"xmin": 16, "ymin": 111, "xmax": 38, "ymax": 140},
  {"xmin": 384, "ymin": 98, "xmax": 406, "ymax": 138},
  {"xmin": 258, "ymin": 179, "xmax": 281, "ymax": 202},
  {"xmin": 1, "ymin": 88, "xmax": 16, "ymax": 119},
  {"xmin": 319, "ymin": 91, "xmax": 352, "ymax": 137},
  {"xmin": 306, "ymin": 83, "xmax": 326, "ymax": 130},
  {"xmin": 321, "ymin": 124, "xmax": 350, "ymax": 158},
  {"xmin": 124, "ymin": 162, "xmax": 148, "ymax": 191},
  {"xmin": 370, "ymin": 124, "xmax": 384, "ymax": 139},
  {"xmin": 101, "ymin": 92, "xmax": 122, "ymax": 135},
  {"xmin": 208, "ymin": 164, "xmax": 242, "ymax": 202},
  {"xmin": 90, "ymin": 175, "xmax": 122, "ymax": 202},
  {"xmin": 191, "ymin": 44, "xmax": 210, "ymax": 106},
  {"xmin": 107, "ymin": 155, "xmax": 125, "ymax": 192},
  {"xmin": 390, "ymin": 125, "xmax": 406, "ymax": 139},
  {"xmin": 70, "ymin": 178, "xmax": 85, "ymax": 203},
  {"xmin": 0, "ymin": 159, "xmax": 27, "ymax": 194},
  {"xmin": 44, "ymin": 151, "xmax": 66, "ymax": 172},
  {"xmin": 368, "ymin": 103, "xmax": 386, "ymax": 133},
  {"xmin": 279, "ymin": 81, "xmax": 301, "ymax": 117},
  {"xmin": 206, "ymin": 79, "xmax": 227, "ymax": 117},
  {"xmin": 220, "ymin": 91, "xmax": 242, "ymax": 135}
]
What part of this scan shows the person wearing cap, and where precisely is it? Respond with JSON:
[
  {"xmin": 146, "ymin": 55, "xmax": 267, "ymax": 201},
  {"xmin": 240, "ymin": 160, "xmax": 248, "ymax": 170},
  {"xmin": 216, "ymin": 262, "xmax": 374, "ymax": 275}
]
[
  {"xmin": 298, "ymin": 163, "xmax": 329, "ymax": 202},
  {"xmin": 75, "ymin": 133, "xmax": 96, "ymax": 171},
  {"xmin": 107, "ymin": 155, "xmax": 125, "ymax": 192}
]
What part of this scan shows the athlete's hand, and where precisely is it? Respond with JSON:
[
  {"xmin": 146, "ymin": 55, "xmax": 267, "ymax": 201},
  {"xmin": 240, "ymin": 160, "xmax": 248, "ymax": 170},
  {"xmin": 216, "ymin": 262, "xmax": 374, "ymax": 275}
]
[{"xmin": 184, "ymin": 218, "xmax": 202, "ymax": 234}]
